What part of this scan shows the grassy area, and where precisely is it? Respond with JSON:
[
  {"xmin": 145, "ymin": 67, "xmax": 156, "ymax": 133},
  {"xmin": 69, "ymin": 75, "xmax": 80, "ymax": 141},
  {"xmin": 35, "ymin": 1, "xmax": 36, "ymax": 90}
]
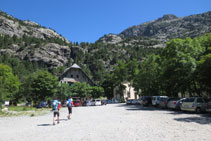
[
  {"xmin": 0, "ymin": 106, "xmax": 51, "ymax": 117},
  {"xmin": 8, "ymin": 106, "xmax": 37, "ymax": 111}
]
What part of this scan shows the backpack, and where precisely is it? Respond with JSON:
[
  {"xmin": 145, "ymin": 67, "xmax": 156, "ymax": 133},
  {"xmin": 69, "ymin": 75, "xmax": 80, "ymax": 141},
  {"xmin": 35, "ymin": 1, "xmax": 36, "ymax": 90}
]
[
  {"xmin": 67, "ymin": 99, "xmax": 72, "ymax": 107},
  {"xmin": 52, "ymin": 100, "xmax": 58, "ymax": 110}
]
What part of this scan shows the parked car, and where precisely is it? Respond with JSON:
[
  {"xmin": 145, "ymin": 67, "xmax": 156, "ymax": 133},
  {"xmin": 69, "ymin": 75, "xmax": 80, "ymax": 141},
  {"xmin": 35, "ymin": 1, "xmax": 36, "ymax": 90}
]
[
  {"xmin": 175, "ymin": 98, "xmax": 186, "ymax": 111},
  {"xmin": 126, "ymin": 99, "xmax": 133, "ymax": 105},
  {"xmin": 152, "ymin": 96, "xmax": 159, "ymax": 106},
  {"xmin": 85, "ymin": 100, "xmax": 92, "ymax": 106},
  {"xmin": 107, "ymin": 100, "xmax": 112, "ymax": 104},
  {"xmin": 205, "ymin": 98, "xmax": 211, "ymax": 113},
  {"xmin": 101, "ymin": 100, "xmax": 107, "ymax": 105},
  {"xmin": 73, "ymin": 100, "xmax": 82, "ymax": 107},
  {"xmin": 181, "ymin": 97, "xmax": 207, "ymax": 113},
  {"xmin": 95, "ymin": 99, "xmax": 102, "ymax": 106},
  {"xmin": 132, "ymin": 99, "xmax": 139, "ymax": 105},
  {"xmin": 152, "ymin": 96, "xmax": 168, "ymax": 106},
  {"xmin": 159, "ymin": 97, "xmax": 169, "ymax": 109},
  {"xmin": 140, "ymin": 96, "xmax": 152, "ymax": 106},
  {"xmin": 91, "ymin": 99, "xmax": 101, "ymax": 106},
  {"xmin": 166, "ymin": 98, "xmax": 180, "ymax": 110},
  {"xmin": 112, "ymin": 99, "xmax": 119, "ymax": 103},
  {"xmin": 34, "ymin": 101, "xmax": 47, "ymax": 108}
]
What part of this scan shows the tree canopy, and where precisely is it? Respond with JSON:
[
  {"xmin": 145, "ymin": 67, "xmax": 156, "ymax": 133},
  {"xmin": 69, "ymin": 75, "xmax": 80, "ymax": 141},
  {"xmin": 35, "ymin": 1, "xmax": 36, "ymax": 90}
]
[{"xmin": 0, "ymin": 64, "xmax": 20, "ymax": 104}]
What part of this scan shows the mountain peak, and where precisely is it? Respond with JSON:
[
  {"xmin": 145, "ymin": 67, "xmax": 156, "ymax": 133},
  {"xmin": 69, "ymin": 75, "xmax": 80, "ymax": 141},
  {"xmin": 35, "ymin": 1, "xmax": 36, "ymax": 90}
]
[{"xmin": 157, "ymin": 14, "xmax": 178, "ymax": 21}]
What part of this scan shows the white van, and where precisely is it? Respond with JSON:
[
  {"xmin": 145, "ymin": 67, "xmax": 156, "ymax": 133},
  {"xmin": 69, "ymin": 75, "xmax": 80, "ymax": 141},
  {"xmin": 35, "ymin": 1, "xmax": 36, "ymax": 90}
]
[
  {"xmin": 152, "ymin": 96, "xmax": 168, "ymax": 106},
  {"xmin": 91, "ymin": 99, "xmax": 101, "ymax": 106}
]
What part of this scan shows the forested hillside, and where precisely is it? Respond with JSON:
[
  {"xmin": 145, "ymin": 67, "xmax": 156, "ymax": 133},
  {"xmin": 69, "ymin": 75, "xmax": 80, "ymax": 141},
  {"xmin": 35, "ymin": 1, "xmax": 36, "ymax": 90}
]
[
  {"xmin": 1, "ymin": 10, "xmax": 211, "ymax": 84},
  {"xmin": 0, "ymin": 10, "xmax": 211, "ymax": 105}
]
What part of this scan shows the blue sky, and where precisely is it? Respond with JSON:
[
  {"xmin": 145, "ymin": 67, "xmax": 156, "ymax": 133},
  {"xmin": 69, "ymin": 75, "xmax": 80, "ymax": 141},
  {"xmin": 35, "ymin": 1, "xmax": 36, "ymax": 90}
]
[{"xmin": 0, "ymin": 0, "xmax": 210, "ymax": 43}]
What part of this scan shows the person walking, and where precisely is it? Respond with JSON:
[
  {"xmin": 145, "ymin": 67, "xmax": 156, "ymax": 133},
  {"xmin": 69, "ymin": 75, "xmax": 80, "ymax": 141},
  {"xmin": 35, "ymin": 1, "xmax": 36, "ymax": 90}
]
[
  {"xmin": 52, "ymin": 99, "xmax": 60, "ymax": 125},
  {"xmin": 66, "ymin": 98, "xmax": 73, "ymax": 120}
]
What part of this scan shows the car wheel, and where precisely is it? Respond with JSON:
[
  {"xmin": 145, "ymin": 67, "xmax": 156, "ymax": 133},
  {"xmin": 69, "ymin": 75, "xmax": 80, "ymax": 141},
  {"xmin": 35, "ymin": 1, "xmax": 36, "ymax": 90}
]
[{"xmin": 196, "ymin": 108, "xmax": 201, "ymax": 114}]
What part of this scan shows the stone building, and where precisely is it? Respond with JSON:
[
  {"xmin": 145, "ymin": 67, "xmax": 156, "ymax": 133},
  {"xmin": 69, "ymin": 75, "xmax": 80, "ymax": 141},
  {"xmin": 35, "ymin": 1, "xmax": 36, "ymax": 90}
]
[{"xmin": 59, "ymin": 64, "xmax": 95, "ymax": 86}]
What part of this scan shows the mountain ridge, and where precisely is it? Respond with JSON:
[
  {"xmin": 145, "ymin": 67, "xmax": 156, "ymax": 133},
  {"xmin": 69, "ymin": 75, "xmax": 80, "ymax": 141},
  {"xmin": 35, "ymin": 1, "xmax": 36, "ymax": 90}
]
[
  {"xmin": 97, "ymin": 11, "xmax": 211, "ymax": 47},
  {"xmin": 0, "ymin": 10, "xmax": 69, "ymax": 43},
  {"xmin": 0, "ymin": 10, "xmax": 211, "ymax": 82}
]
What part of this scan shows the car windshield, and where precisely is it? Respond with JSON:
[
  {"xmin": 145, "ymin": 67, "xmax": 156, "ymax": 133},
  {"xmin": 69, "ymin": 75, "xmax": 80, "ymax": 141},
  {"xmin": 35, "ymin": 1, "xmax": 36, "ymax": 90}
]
[
  {"xmin": 160, "ymin": 98, "xmax": 168, "ymax": 101},
  {"xmin": 96, "ymin": 100, "xmax": 100, "ymax": 102},
  {"xmin": 184, "ymin": 98, "xmax": 195, "ymax": 102}
]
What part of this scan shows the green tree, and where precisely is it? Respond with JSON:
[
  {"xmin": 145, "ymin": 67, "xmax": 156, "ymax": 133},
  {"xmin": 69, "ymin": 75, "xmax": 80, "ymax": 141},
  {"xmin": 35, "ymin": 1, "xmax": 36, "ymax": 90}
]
[
  {"xmin": 70, "ymin": 82, "xmax": 92, "ymax": 98},
  {"xmin": 20, "ymin": 73, "xmax": 37, "ymax": 102},
  {"xmin": 0, "ymin": 64, "xmax": 21, "ymax": 104},
  {"xmin": 57, "ymin": 83, "xmax": 73, "ymax": 100},
  {"xmin": 90, "ymin": 86, "xmax": 104, "ymax": 98},
  {"xmin": 196, "ymin": 51, "xmax": 211, "ymax": 96},
  {"xmin": 31, "ymin": 70, "xmax": 58, "ymax": 102},
  {"xmin": 135, "ymin": 54, "xmax": 161, "ymax": 96},
  {"xmin": 102, "ymin": 74, "xmax": 115, "ymax": 99},
  {"xmin": 161, "ymin": 38, "xmax": 205, "ymax": 97},
  {"xmin": 127, "ymin": 59, "xmax": 139, "ymax": 97},
  {"xmin": 112, "ymin": 61, "xmax": 128, "ymax": 85}
]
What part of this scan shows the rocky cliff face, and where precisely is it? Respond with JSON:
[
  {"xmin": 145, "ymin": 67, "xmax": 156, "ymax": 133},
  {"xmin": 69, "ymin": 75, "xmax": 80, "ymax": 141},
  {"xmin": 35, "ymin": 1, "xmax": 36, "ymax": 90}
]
[
  {"xmin": 98, "ymin": 11, "xmax": 211, "ymax": 47},
  {"xmin": 0, "ymin": 43, "xmax": 71, "ymax": 68},
  {"xmin": 0, "ymin": 10, "xmax": 69, "ymax": 42},
  {"xmin": 0, "ymin": 10, "xmax": 73, "ymax": 68}
]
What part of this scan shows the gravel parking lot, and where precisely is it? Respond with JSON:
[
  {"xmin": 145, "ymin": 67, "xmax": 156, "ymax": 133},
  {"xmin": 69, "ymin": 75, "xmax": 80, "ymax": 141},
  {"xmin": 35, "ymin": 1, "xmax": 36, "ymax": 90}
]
[{"xmin": 0, "ymin": 104, "xmax": 211, "ymax": 141}]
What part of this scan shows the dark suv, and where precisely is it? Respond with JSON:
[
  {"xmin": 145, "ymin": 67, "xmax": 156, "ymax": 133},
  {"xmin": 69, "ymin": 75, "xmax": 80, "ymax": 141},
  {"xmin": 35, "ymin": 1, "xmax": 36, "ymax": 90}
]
[{"xmin": 141, "ymin": 96, "xmax": 152, "ymax": 106}]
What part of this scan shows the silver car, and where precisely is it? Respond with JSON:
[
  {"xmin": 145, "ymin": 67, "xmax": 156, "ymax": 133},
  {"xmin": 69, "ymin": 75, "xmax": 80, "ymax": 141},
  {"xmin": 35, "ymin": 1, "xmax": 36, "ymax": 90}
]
[
  {"xmin": 205, "ymin": 98, "xmax": 211, "ymax": 113},
  {"xmin": 152, "ymin": 96, "xmax": 168, "ymax": 106},
  {"xmin": 167, "ymin": 98, "xmax": 180, "ymax": 110},
  {"xmin": 181, "ymin": 97, "xmax": 207, "ymax": 113}
]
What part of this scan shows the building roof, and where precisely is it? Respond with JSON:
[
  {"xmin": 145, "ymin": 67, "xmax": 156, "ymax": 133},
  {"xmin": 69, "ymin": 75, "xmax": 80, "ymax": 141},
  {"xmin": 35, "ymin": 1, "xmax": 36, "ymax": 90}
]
[{"xmin": 70, "ymin": 64, "xmax": 81, "ymax": 69}]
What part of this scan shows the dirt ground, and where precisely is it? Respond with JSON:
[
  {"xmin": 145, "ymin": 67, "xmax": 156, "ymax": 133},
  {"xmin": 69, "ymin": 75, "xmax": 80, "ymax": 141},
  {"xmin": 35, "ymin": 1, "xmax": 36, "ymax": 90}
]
[{"xmin": 0, "ymin": 104, "xmax": 211, "ymax": 141}]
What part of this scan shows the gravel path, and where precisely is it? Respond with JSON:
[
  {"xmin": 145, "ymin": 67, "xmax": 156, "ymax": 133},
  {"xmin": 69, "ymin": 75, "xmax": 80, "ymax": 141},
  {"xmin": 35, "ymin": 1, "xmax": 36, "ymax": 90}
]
[{"xmin": 0, "ymin": 104, "xmax": 211, "ymax": 141}]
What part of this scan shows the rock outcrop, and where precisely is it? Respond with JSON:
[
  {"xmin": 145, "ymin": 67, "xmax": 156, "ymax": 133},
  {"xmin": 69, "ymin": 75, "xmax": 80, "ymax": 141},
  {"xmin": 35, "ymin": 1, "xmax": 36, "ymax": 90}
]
[
  {"xmin": 98, "ymin": 11, "xmax": 211, "ymax": 47},
  {"xmin": 0, "ymin": 10, "xmax": 69, "ymax": 43},
  {"xmin": 0, "ymin": 43, "xmax": 71, "ymax": 68},
  {"xmin": 0, "ymin": 10, "xmax": 72, "ymax": 68}
]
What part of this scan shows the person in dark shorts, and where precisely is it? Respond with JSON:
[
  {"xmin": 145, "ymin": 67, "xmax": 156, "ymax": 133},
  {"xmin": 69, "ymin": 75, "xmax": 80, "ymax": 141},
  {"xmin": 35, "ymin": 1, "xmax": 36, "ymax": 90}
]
[
  {"xmin": 52, "ymin": 99, "xmax": 60, "ymax": 125},
  {"xmin": 66, "ymin": 98, "xmax": 73, "ymax": 120}
]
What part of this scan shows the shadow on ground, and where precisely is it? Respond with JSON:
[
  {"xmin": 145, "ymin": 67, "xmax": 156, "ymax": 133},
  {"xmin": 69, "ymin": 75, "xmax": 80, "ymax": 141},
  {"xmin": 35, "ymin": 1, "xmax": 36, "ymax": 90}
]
[
  {"xmin": 37, "ymin": 118, "xmax": 69, "ymax": 126},
  {"xmin": 174, "ymin": 114, "xmax": 211, "ymax": 125},
  {"xmin": 117, "ymin": 103, "xmax": 211, "ymax": 125},
  {"xmin": 116, "ymin": 103, "xmax": 165, "ymax": 111},
  {"xmin": 37, "ymin": 124, "xmax": 52, "ymax": 126},
  {"xmin": 59, "ymin": 119, "xmax": 68, "ymax": 121}
]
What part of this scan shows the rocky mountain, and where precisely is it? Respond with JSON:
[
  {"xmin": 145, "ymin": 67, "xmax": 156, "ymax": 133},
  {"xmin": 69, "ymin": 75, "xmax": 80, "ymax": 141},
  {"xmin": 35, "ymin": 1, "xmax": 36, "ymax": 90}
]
[
  {"xmin": 0, "ymin": 10, "xmax": 69, "ymax": 42},
  {"xmin": 0, "ymin": 10, "xmax": 73, "ymax": 68},
  {"xmin": 98, "ymin": 11, "xmax": 211, "ymax": 48},
  {"xmin": 0, "ymin": 43, "xmax": 71, "ymax": 68},
  {"xmin": 0, "ymin": 10, "xmax": 211, "ymax": 83}
]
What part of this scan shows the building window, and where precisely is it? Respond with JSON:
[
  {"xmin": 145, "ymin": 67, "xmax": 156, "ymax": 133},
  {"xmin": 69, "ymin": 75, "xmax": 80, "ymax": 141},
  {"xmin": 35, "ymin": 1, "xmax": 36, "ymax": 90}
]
[
  {"xmin": 76, "ymin": 75, "xmax": 79, "ymax": 78},
  {"xmin": 71, "ymin": 75, "xmax": 73, "ymax": 78},
  {"xmin": 127, "ymin": 92, "xmax": 130, "ymax": 98}
]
